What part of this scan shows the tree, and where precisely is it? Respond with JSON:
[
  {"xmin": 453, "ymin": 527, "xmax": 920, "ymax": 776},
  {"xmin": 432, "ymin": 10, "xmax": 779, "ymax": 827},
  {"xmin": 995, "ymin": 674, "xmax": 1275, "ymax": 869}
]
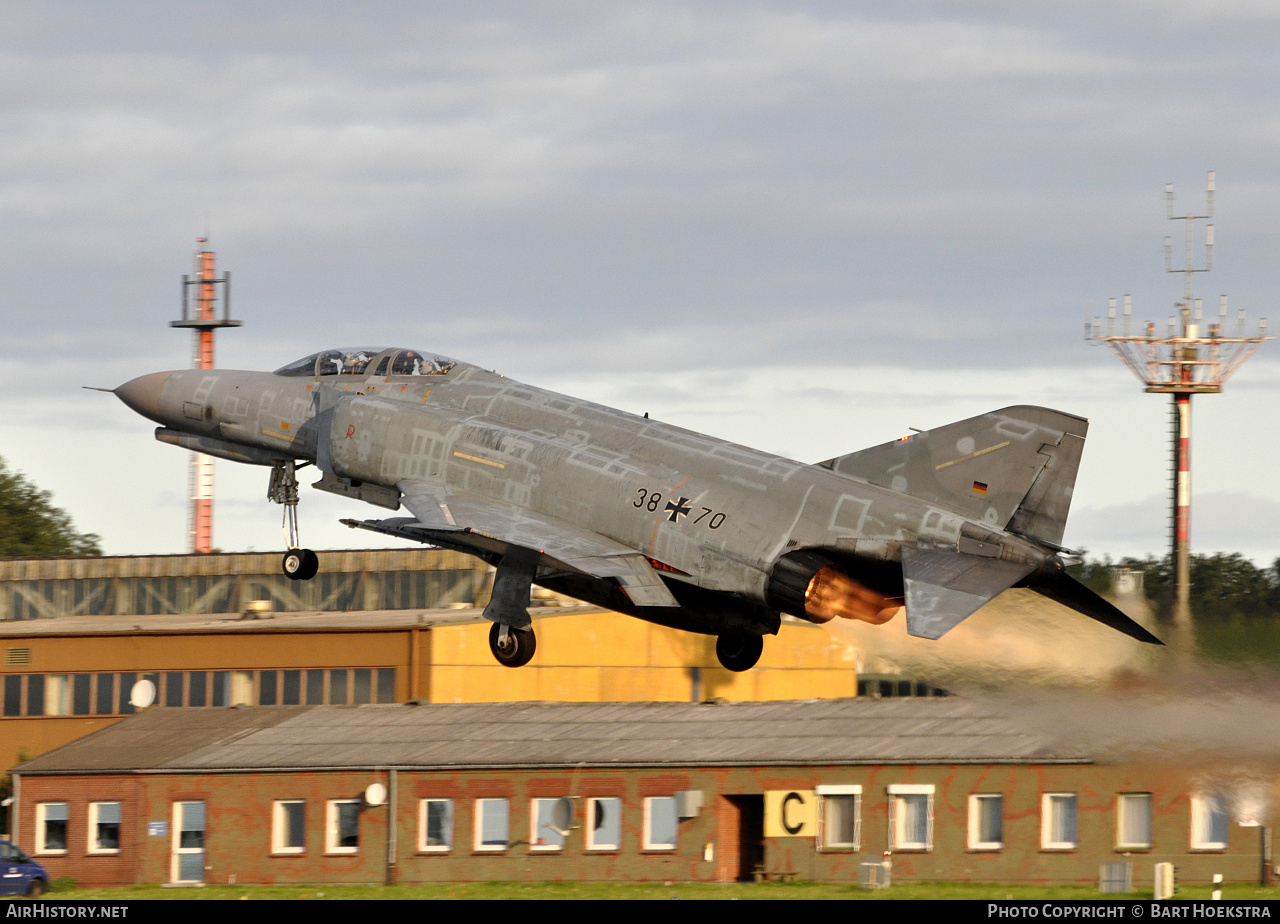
[{"xmin": 0, "ymin": 456, "xmax": 101, "ymax": 558}]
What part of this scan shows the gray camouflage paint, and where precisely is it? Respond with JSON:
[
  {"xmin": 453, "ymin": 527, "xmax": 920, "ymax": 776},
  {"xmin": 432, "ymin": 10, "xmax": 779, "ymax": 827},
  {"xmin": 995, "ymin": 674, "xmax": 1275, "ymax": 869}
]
[{"xmin": 114, "ymin": 350, "xmax": 1149, "ymax": 648}]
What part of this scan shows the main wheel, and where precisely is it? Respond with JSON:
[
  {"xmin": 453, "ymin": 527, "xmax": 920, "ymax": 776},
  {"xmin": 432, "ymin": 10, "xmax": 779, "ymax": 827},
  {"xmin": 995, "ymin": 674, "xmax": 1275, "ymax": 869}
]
[
  {"xmin": 282, "ymin": 549, "xmax": 319, "ymax": 581},
  {"xmin": 489, "ymin": 622, "xmax": 537, "ymax": 668},
  {"xmin": 716, "ymin": 632, "xmax": 763, "ymax": 672}
]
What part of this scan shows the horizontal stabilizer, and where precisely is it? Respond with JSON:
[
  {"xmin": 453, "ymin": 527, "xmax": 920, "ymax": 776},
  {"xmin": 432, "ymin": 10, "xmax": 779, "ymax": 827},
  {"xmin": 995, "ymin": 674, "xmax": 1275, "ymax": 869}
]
[
  {"xmin": 902, "ymin": 548, "xmax": 1035, "ymax": 640},
  {"xmin": 1026, "ymin": 571, "xmax": 1163, "ymax": 645}
]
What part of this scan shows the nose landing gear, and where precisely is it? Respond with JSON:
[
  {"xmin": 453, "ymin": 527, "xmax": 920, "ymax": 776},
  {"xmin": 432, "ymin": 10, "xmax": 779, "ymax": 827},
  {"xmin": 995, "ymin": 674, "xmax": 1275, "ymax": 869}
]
[
  {"xmin": 270, "ymin": 460, "xmax": 318, "ymax": 581},
  {"xmin": 484, "ymin": 550, "xmax": 539, "ymax": 668}
]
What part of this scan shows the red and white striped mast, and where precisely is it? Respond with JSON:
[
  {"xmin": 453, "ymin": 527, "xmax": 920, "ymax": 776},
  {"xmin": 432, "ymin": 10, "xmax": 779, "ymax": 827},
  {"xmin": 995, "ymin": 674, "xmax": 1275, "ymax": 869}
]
[
  {"xmin": 1088, "ymin": 173, "xmax": 1271, "ymax": 640},
  {"xmin": 171, "ymin": 239, "xmax": 240, "ymax": 553}
]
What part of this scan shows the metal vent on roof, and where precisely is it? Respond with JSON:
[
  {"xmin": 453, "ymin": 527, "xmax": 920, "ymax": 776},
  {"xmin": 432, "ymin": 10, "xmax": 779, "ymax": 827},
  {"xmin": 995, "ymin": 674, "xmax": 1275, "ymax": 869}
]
[{"xmin": 5, "ymin": 648, "xmax": 31, "ymax": 666}]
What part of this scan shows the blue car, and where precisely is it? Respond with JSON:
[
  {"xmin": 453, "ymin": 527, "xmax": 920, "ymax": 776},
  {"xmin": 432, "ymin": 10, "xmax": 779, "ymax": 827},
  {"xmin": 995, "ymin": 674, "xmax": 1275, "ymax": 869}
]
[{"xmin": 0, "ymin": 840, "xmax": 47, "ymax": 896}]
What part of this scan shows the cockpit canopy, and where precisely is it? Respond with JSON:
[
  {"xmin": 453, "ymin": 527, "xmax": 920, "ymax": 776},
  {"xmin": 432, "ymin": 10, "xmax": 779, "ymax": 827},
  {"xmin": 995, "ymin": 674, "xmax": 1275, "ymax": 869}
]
[{"xmin": 274, "ymin": 348, "xmax": 457, "ymax": 378}]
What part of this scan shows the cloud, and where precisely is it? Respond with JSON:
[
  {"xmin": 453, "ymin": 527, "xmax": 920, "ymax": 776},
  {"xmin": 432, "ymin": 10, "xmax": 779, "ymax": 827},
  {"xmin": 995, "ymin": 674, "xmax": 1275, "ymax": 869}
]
[{"xmin": 0, "ymin": 3, "xmax": 1278, "ymax": 555}]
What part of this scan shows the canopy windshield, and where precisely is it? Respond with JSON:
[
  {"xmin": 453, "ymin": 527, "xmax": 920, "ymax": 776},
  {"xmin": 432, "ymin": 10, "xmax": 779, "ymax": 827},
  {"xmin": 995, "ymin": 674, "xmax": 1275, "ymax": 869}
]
[{"xmin": 274, "ymin": 348, "xmax": 456, "ymax": 378}]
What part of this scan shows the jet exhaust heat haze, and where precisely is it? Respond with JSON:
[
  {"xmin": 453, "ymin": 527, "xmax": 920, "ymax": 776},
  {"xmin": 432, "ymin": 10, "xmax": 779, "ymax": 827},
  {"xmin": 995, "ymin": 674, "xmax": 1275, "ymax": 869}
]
[{"xmin": 114, "ymin": 346, "xmax": 1161, "ymax": 671}]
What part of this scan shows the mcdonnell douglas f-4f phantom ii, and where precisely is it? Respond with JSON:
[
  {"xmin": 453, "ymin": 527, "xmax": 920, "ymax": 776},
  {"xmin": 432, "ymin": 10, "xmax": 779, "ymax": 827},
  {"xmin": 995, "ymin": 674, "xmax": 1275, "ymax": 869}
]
[{"xmin": 114, "ymin": 346, "xmax": 1160, "ymax": 671}]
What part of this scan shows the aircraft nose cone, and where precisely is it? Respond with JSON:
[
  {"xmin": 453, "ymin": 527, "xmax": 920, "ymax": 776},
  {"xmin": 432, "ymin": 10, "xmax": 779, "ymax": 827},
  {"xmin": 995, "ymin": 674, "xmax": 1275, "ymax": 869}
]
[{"xmin": 114, "ymin": 372, "xmax": 174, "ymax": 423}]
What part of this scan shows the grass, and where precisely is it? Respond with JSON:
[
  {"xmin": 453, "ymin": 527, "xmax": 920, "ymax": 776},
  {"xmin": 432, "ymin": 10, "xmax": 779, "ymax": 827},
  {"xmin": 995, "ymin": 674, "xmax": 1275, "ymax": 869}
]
[{"xmin": 36, "ymin": 880, "xmax": 1280, "ymax": 900}]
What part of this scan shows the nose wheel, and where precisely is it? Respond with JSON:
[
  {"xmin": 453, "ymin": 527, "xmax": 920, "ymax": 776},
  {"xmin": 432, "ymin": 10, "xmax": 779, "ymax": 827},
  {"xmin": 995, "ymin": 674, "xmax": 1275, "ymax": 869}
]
[
  {"xmin": 282, "ymin": 548, "xmax": 319, "ymax": 581},
  {"xmin": 270, "ymin": 460, "xmax": 318, "ymax": 581}
]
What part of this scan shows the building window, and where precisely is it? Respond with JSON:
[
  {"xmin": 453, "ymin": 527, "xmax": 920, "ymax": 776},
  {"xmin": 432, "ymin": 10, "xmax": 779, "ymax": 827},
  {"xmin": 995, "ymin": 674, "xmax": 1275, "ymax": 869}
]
[
  {"xmin": 281, "ymin": 671, "xmax": 301, "ymax": 705},
  {"xmin": 3, "ymin": 675, "xmax": 20, "ymax": 717},
  {"xmin": 816, "ymin": 785, "xmax": 861, "ymax": 849},
  {"xmin": 211, "ymin": 671, "xmax": 230, "ymax": 707},
  {"xmin": 326, "ymin": 800, "xmax": 359, "ymax": 854},
  {"xmin": 419, "ymin": 799, "xmax": 452, "ymax": 852},
  {"xmin": 586, "ymin": 798, "xmax": 621, "ymax": 851},
  {"xmin": 306, "ymin": 670, "xmax": 324, "ymax": 704},
  {"xmin": 94, "ymin": 674, "xmax": 114, "ymax": 715},
  {"xmin": 88, "ymin": 802, "xmax": 121, "ymax": 853},
  {"xmin": 36, "ymin": 803, "xmax": 68, "ymax": 854},
  {"xmin": 968, "ymin": 794, "xmax": 1004, "ymax": 850},
  {"xmin": 1116, "ymin": 793, "xmax": 1152, "ymax": 849},
  {"xmin": 26, "ymin": 675, "xmax": 44, "ymax": 716},
  {"xmin": 188, "ymin": 672, "xmax": 207, "ymax": 708},
  {"xmin": 888, "ymin": 785, "xmax": 934, "ymax": 850},
  {"xmin": 643, "ymin": 796, "xmax": 678, "ymax": 850},
  {"xmin": 1042, "ymin": 793, "xmax": 1078, "ymax": 849},
  {"xmin": 376, "ymin": 668, "xmax": 396, "ymax": 703},
  {"xmin": 117, "ymin": 672, "xmax": 136, "ymax": 715},
  {"xmin": 474, "ymin": 798, "xmax": 509, "ymax": 851},
  {"xmin": 530, "ymin": 799, "xmax": 567, "ymax": 851},
  {"xmin": 1191, "ymin": 794, "xmax": 1229, "ymax": 850},
  {"xmin": 272, "ymin": 801, "xmax": 305, "ymax": 854},
  {"xmin": 329, "ymin": 670, "xmax": 349, "ymax": 705},
  {"xmin": 230, "ymin": 671, "xmax": 253, "ymax": 706},
  {"xmin": 259, "ymin": 670, "xmax": 278, "ymax": 705},
  {"xmin": 353, "ymin": 669, "xmax": 372, "ymax": 705},
  {"xmin": 44, "ymin": 675, "xmax": 69, "ymax": 716},
  {"xmin": 72, "ymin": 673, "xmax": 92, "ymax": 715},
  {"xmin": 164, "ymin": 672, "xmax": 183, "ymax": 708}
]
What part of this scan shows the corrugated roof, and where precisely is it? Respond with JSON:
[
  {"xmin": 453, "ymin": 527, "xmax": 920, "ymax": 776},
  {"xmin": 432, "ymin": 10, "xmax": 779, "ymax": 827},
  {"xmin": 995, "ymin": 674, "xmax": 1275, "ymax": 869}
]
[{"xmin": 14, "ymin": 698, "xmax": 1083, "ymax": 774}]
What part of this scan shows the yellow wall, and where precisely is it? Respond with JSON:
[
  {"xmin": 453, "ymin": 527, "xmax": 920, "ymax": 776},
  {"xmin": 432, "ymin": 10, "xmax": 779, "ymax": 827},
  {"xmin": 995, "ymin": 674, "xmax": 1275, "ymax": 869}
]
[
  {"xmin": 429, "ymin": 611, "xmax": 858, "ymax": 703},
  {"xmin": 0, "ymin": 611, "xmax": 861, "ymax": 769},
  {"xmin": 3, "ymin": 631, "xmax": 412, "ymax": 677}
]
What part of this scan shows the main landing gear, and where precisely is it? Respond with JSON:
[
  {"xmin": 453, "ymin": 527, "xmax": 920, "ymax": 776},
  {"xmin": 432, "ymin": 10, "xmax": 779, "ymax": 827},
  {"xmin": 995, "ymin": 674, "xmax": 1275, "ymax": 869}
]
[
  {"xmin": 484, "ymin": 550, "xmax": 539, "ymax": 668},
  {"xmin": 715, "ymin": 631, "xmax": 763, "ymax": 672},
  {"xmin": 270, "ymin": 460, "xmax": 318, "ymax": 581},
  {"xmin": 489, "ymin": 622, "xmax": 537, "ymax": 668}
]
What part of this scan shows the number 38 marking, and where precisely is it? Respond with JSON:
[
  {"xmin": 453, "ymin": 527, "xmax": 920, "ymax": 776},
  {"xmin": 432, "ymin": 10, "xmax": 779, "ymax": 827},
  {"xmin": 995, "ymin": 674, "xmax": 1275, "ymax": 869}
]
[{"xmin": 633, "ymin": 488, "xmax": 663, "ymax": 511}]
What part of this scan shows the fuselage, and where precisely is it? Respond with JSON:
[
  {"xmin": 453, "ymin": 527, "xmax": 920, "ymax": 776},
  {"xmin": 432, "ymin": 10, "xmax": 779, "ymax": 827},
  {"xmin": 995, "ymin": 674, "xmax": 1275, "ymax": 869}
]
[{"xmin": 117, "ymin": 348, "xmax": 1055, "ymax": 614}]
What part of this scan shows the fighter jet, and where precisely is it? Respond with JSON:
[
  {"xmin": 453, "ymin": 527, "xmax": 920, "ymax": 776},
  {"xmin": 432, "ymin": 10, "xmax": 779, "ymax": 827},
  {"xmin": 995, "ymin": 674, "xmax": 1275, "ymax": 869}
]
[{"xmin": 114, "ymin": 346, "xmax": 1160, "ymax": 671}]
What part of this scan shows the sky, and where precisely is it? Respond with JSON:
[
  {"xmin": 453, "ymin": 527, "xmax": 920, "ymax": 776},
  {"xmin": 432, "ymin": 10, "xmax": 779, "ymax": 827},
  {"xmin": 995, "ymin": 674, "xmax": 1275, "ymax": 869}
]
[{"xmin": 1, "ymin": 1, "xmax": 1278, "ymax": 564}]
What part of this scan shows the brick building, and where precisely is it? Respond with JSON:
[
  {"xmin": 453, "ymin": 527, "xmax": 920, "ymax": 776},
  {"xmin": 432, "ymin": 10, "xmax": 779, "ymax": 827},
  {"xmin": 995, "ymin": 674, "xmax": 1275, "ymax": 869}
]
[{"xmin": 11, "ymin": 697, "xmax": 1276, "ymax": 887}]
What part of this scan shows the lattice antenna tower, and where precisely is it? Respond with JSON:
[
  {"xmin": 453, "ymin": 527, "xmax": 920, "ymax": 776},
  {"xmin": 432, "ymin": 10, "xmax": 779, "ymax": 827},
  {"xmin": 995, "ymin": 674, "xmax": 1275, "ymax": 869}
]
[
  {"xmin": 171, "ymin": 238, "xmax": 242, "ymax": 553},
  {"xmin": 1086, "ymin": 172, "xmax": 1271, "ymax": 631}
]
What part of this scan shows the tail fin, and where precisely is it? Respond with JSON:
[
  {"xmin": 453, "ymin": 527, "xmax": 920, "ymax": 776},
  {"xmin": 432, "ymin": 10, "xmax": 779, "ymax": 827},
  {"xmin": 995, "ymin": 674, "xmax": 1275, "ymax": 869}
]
[{"xmin": 819, "ymin": 405, "xmax": 1087, "ymax": 542}]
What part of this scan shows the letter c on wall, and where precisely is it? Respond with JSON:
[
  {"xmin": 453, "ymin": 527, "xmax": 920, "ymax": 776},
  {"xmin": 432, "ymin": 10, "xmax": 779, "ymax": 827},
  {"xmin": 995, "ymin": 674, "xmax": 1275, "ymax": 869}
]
[{"xmin": 782, "ymin": 792, "xmax": 805, "ymax": 835}]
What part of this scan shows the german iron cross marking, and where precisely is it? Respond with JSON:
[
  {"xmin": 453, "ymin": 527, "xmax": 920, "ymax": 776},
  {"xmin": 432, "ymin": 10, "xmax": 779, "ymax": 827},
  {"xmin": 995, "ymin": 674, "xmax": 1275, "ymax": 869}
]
[{"xmin": 665, "ymin": 496, "xmax": 692, "ymax": 523}]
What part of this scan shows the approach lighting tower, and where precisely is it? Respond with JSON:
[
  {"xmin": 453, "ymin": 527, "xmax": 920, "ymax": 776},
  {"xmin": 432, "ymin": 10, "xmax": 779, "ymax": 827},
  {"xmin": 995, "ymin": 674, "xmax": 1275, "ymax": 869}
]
[
  {"xmin": 171, "ymin": 239, "xmax": 241, "ymax": 553},
  {"xmin": 1087, "ymin": 172, "xmax": 1271, "ymax": 632}
]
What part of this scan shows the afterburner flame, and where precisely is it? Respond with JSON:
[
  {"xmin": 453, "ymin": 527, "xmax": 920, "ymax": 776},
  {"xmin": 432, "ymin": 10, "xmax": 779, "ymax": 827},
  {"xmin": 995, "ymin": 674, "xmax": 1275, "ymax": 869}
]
[{"xmin": 804, "ymin": 566, "xmax": 902, "ymax": 625}]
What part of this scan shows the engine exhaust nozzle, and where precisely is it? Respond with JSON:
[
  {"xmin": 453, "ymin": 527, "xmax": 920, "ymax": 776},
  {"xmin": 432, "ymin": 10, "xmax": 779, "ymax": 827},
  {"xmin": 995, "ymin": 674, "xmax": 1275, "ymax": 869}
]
[{"xmin": 805, "ymin": 565, "xmax": 902, "ymax": 625}]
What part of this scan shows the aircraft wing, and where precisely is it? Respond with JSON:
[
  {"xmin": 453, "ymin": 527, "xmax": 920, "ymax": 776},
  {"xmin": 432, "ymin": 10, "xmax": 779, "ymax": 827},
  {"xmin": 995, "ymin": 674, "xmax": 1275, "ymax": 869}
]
[{"xmin": 353, "ymin": 482, "xmax": 681, "ymax": 608}]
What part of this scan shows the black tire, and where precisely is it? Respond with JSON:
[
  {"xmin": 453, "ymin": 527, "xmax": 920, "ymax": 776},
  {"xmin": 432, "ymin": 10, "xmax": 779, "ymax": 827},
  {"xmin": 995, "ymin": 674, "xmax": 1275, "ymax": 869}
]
[
  {"xmin": 26, "ymin": 878, "xmax": 45, "ymax": 897},
  {"xmin": 716, "ymin": 632, "xmax": 763, "ymax": 672},
  {"xmin": 282, "ymin": 550, "xmax": 305, "ymax": 580},
  {"xmin": 489, "ymin": 622, "xmax": 537, "ymax": 668},
  {"xmin": 297, "ymin": 549, "xmax": 319, "ymax": 581}
]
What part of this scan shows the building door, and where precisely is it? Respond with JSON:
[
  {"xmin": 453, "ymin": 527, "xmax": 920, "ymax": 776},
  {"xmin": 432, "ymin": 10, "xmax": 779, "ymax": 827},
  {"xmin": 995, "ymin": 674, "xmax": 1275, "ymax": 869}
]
[
  {"xmin": 722, "ymin": 795, "xmax": 764, "ymax": 882},
  {"xmin": 171, "ymin": 801, "xmax": 205, "ymax": 883}
]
